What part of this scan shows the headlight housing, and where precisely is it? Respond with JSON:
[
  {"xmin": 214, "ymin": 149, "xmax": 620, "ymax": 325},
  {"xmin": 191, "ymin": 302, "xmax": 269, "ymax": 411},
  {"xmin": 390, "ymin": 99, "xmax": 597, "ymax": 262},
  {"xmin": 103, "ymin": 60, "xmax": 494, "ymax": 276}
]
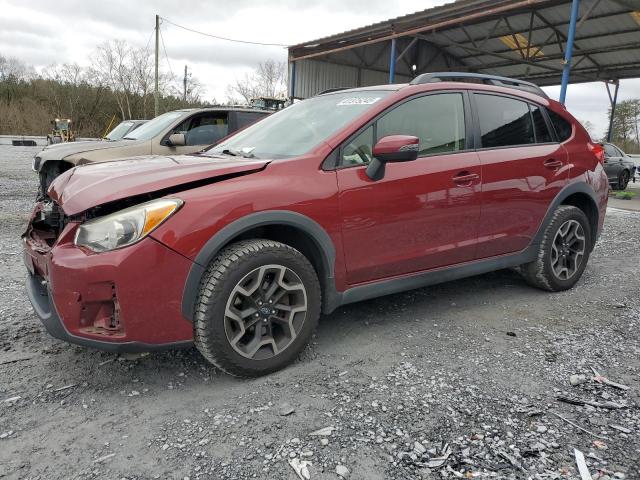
[{"xmin": 74, "ymin": 198, "xmax": 182, "ymax": 253}]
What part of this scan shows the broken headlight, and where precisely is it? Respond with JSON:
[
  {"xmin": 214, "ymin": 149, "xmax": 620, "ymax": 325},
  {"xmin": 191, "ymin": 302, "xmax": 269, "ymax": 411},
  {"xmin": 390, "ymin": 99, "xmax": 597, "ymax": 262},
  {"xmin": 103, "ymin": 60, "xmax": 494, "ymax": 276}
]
[{"xmin": 74, "ymin": 199, "xmax": 182, "ymax": 253}]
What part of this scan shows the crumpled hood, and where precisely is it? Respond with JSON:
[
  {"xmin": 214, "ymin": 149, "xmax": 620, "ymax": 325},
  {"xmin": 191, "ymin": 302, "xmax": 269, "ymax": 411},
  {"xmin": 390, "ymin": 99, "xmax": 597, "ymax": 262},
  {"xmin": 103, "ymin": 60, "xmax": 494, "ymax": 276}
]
[
  {"xmin": 49, "ymin": 154, "xmax": 270, "ymax": 215},
  {"xmin": 38, "ymin": 139, "xmax": 139, "ymax": 161}
]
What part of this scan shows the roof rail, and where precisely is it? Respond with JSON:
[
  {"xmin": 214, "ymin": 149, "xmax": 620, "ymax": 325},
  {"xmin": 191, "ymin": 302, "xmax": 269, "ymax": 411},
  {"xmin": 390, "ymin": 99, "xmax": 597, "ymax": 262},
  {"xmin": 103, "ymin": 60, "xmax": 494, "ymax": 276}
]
[{"xmin": 410, "ymin": 72, "xmax": 548, "ymax": 99}]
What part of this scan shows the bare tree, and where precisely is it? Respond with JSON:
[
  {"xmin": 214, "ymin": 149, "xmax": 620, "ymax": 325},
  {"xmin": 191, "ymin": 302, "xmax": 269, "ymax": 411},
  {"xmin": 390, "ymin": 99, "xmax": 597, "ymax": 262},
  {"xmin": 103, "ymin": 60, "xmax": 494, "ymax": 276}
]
[
  {"xmin": 226, "ymin": 60, "xmax": 287, "ymax": 104},
  {"xmin": 578, "ymin": 119, "xmax": 597, "ymax": 140},
  {"xmin": 0, "ymin": 55, "xmax": 34, "ymax": 82}
]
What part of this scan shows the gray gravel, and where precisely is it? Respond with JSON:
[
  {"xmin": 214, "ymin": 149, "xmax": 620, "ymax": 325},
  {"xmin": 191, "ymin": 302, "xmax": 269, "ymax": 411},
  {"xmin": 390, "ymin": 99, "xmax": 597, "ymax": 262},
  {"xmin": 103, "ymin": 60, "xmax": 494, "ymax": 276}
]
[{"xmin": 0, "ymin": 145, "xmax": 639, "ymax": 480}]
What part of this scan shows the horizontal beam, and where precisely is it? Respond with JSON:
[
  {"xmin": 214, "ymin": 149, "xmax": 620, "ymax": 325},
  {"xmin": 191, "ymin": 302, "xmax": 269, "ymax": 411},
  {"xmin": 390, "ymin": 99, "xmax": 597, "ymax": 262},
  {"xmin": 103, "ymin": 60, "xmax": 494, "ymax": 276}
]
[
  {"xmin": 454, "ymin": 9, "xmax": 636, "ymax": 60},
  {"xmin": 468, "ymin": 40, "xmax": 640, "ymax": 71},
  {"xmin": 418, "ymin": 32, "xmax": 602, "ymax": 83},
  {"xmin": 290, "ymin": 0, "xmax": 554, "ymax": 61},
  {"xmin": 517, "ymin": 61, "xmax": 640, "ymax": 84},
  {"xmin": 456, "ymin": 26, "xmax": 640, "ymax": 60}
]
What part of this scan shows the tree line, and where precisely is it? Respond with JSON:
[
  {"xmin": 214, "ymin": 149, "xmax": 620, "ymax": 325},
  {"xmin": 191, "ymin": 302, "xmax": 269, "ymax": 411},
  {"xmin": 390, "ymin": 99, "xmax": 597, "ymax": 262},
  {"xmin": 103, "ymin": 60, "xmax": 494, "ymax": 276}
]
[
  {"xmin": 0, "ymin": 40, "xmax": 207, "ymax": 138},
  {"xmin": 608, "ymin": 99, "xmax": 640, "ymax": 154},
  {"xmin": 0, "ymin": 40, "xmax": 288, "ymax": 139}
]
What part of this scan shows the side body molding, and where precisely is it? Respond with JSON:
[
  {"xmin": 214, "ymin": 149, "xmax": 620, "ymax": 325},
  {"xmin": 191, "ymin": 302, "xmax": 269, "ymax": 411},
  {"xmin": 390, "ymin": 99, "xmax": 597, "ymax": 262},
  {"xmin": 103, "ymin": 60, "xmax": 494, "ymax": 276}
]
[{"xmin": 181, "ymin": 210, "xmax": 338, "ymax": 321}]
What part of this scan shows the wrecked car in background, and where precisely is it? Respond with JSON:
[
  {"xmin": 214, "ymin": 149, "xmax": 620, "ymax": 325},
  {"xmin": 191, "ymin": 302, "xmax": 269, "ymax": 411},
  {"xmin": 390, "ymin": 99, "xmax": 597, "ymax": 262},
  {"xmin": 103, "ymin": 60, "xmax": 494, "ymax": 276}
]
[{"xmin": 32, "ymin": 107, "xmax": 270, "ymax": 196}]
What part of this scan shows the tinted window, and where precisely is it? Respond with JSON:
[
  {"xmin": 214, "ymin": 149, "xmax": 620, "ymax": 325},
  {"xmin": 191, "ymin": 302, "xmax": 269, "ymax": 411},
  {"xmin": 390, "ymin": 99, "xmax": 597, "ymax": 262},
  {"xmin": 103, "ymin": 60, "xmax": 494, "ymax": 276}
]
[
  {"xmin": 476, "ymin": 94, "xmax": 534, "ymax": 148},
  {"xmin": 235, "ymin": 111, "xmax": 268, "ymax": 129},
  {"xmin": 531, "ymin": 105, "xmax": 552, "ymax": 143},
  {"xmin": 377, "ymin": 93, "xmax": 466, "ymax": 156},
  {"xmin": 547, "ymin": 109, "xmax": 572, "ymax": 142}
]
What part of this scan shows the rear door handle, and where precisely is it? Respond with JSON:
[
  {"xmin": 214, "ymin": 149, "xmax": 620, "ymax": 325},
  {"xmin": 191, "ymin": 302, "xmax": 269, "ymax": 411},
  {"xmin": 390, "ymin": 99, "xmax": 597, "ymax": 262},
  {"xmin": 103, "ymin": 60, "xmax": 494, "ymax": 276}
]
[
  {"xmin": 452, "ymin": 172, "xmax": 480, "ymax": 185},
  {"xmin": 544, "ymin": 159, "xmax": 563, "ymax": 170}
]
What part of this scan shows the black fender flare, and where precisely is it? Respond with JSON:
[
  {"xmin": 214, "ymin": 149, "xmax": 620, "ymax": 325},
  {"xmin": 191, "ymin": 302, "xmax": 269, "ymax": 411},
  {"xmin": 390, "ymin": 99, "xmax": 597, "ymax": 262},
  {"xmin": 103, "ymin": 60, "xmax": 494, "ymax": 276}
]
[
  {"xmin": 181, "ymin": 210, "xmax": 338, "ymax": 321},
  {"xmin": 532, "ymin": 181, "xmax": 600, "ymax": 247}
]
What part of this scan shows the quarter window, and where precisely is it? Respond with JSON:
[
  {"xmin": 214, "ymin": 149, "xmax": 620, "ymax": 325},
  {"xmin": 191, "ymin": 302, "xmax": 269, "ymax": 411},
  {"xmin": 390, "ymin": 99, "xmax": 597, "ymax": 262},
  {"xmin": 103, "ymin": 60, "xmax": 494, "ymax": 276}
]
[
  {"xmin": 342, "ymin": 125, "xmax": 374, "ymax": 166},
  {"xmin": 476, "ymin": 94, "xmax": 534, "ymax": 148},
  {"xmin": 547, "ymin": 109, "xmax": 573, "ymax": 142}
]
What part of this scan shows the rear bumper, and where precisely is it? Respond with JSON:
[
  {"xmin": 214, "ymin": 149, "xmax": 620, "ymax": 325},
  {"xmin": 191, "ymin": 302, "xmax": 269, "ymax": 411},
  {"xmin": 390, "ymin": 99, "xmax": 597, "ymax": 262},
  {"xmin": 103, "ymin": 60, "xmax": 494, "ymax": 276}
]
[{"xmin": 26, "ymin": 273, "xmax": 192, "ymax": 353}]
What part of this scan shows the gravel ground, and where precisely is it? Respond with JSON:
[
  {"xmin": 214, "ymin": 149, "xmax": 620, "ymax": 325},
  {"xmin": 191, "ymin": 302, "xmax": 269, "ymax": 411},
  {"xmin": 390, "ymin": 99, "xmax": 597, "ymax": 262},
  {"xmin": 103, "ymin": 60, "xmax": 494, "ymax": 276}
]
[{"xmin": 0, "ymin": 145, "xmax": 639, "ymax": 480}]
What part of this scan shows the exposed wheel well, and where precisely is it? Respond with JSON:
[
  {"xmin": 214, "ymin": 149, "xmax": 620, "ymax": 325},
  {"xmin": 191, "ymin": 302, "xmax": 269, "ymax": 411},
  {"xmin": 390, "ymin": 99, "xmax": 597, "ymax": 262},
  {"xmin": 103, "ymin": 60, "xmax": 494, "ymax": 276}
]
[
  {"xmin": 560, "ymin": 192, "xmax": 598, "ymax": 247},
  {"xmin": 222, "ymin": 224, "xmax": 329, "ymax": 298}
]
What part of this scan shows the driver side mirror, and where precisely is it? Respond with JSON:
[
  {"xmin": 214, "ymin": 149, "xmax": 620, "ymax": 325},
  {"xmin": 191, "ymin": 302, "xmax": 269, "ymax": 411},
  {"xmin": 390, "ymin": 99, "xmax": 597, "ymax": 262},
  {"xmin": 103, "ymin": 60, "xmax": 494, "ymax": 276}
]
[
  {"xmin": 167, "ymin": 133, "xmax": 186, "ymax": 147},
  {"xmin": 366, "ymin": 135, "xmax": 419, "ymax": 181}
]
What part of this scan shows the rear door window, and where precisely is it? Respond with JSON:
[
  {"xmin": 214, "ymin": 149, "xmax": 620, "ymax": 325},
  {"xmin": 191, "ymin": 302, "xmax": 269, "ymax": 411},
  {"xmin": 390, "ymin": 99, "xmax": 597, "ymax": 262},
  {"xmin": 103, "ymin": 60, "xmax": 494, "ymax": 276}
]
[{"xmin": 475, "ymin": 94, "xmax": 534, "ymax": 148}]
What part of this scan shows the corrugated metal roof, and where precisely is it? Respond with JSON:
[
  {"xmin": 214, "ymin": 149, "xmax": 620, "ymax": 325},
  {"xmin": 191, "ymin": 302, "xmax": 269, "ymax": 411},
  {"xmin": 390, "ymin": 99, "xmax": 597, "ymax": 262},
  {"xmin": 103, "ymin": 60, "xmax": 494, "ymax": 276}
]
[{"xmin": 288, "ymin": 0, "xmax": 640, "ymax": 87}]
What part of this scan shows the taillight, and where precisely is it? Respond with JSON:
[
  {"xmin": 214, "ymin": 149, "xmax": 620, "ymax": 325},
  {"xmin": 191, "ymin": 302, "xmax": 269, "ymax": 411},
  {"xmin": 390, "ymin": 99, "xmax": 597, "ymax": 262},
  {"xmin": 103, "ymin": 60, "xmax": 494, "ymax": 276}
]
[{"xmin": 589, "ymin": 143, "xmax": 605, "ymax": 163}]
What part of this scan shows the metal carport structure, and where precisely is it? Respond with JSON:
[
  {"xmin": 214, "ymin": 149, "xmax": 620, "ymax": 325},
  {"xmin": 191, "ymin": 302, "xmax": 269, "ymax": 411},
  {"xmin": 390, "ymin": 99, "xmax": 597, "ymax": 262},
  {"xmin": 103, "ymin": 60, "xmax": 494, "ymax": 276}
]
[{"xmin": 287, "ymin": 0, "xmax": 640, "ymax": 140}]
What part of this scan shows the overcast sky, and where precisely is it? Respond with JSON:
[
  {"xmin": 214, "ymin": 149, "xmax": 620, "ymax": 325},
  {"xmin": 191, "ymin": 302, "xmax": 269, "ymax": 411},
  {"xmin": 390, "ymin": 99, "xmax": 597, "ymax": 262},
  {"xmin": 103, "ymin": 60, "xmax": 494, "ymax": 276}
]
[{"xmin": 1, "ymin": 0, "xmax": 639, "ymax": 139}]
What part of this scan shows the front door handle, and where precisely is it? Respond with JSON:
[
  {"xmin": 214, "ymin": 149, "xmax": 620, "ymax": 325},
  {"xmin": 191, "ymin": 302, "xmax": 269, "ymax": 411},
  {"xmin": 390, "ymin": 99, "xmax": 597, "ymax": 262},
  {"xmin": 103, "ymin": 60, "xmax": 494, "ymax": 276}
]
[
  {"xmin": 544, "ymin": 159, "xmax": 563, "ymax": 170},
  {"xmin": 452, "ymin": 172, "xmax": 480, "ymax": 185}
]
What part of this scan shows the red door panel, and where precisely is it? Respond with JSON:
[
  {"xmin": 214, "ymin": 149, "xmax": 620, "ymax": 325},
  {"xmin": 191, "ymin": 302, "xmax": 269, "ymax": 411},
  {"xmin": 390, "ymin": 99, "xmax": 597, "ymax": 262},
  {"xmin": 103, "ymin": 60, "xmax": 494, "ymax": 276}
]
[
  {"xmin": 337, "ymin": 151, "xmax": 482, "ymax": 285},
  {"xmin": 476, "ymin": 143, "xmax": 569, "ymax": 258}
]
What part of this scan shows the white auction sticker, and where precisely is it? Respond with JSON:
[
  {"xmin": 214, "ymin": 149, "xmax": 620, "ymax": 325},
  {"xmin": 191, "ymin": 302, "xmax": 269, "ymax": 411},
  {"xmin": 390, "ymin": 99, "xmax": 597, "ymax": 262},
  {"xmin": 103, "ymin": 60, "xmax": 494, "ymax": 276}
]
[{"xmin": 336, "ymin": 97, "xmax": 381, "ymax": 106}]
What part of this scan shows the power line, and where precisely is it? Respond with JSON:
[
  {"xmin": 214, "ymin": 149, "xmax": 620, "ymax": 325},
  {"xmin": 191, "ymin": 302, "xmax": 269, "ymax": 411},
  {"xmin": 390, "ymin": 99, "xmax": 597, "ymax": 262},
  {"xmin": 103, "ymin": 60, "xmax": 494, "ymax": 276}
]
[
  {"xmin": 158, "ymin": 23, "xmax": 176, "ymax": 83},
  {"xmin": 160, "ymin": 16, "xmax": 289, "ymax": 47},
  {"xmin": 144, "ymin": 26, "xmax": 155, "ymax": 52}
]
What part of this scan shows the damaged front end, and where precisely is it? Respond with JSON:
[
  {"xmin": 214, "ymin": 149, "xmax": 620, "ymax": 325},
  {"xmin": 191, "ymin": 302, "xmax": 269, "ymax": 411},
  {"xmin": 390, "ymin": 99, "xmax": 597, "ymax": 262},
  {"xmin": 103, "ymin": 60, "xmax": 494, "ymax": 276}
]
[{"xmin": 23, "ymin": 199, "xmax": 126, "ymax": 339}]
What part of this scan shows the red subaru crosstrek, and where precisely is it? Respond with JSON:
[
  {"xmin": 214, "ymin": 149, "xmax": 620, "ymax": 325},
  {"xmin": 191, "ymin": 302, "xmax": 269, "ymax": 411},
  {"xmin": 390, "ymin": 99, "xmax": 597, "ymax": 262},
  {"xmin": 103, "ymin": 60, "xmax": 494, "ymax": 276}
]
[{"xmin": 24, "ymin": 73, "xmax": 609, "ymax": 376}]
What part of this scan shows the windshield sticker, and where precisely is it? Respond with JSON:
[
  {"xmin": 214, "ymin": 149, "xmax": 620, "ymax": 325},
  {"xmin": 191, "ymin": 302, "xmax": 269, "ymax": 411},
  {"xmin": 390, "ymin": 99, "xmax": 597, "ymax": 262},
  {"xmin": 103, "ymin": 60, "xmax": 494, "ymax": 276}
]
[{"xmin": 337, "ymin": 97, "xmax": 381, "ymax": 106}]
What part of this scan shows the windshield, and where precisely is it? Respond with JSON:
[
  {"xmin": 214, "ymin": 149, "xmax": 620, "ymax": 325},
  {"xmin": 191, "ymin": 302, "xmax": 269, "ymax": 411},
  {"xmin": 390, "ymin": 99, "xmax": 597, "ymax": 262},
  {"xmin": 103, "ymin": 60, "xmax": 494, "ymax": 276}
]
[
  {"xmin": 123, "ymin": 111, "xmax": 183, "ymax": 140},
  {"xmin": 105, "ymin": 121, "xmax": 134, "ymax": 141},
  {"xmin": 208, "ymin": 90, "xmax": 392, "ymax": 159}
]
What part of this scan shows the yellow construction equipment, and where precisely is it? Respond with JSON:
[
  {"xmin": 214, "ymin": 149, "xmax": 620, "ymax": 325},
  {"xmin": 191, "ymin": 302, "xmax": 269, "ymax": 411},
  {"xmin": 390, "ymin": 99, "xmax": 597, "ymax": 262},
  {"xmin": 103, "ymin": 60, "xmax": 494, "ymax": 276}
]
[{"xmin": 47, "ymin": 118, "xmax": 76, "ymax": 145}]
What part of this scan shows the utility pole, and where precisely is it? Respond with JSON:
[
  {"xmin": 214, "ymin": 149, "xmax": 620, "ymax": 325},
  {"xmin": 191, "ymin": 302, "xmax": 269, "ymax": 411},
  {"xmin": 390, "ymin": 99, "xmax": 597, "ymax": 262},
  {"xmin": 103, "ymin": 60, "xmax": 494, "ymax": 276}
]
[
  {"xmin": 154, "ymin": 14, "xmax": 159, "ymax": 117},
  {"xmin": 183, "ymin": 64, "xmax": 187, "ymax": 102}
]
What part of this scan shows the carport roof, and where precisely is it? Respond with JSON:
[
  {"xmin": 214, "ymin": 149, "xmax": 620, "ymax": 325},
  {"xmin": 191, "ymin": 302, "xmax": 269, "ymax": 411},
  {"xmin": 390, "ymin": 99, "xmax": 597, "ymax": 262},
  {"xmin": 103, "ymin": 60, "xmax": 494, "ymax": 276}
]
[{"xmin": 288, "ymin": 0, "xmax": 640, "ymax": 86}]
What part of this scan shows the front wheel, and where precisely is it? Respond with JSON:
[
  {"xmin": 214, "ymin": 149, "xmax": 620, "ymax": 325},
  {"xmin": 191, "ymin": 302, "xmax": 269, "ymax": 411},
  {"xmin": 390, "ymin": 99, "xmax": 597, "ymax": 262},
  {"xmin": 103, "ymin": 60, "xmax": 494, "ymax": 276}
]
[
  {"xmin": 520, "ymin": 206, "xmax": 591, "ymax": 292},
  {"xmin": 193, "ymin": 239, "xmax": 321, "ymax": 377}
]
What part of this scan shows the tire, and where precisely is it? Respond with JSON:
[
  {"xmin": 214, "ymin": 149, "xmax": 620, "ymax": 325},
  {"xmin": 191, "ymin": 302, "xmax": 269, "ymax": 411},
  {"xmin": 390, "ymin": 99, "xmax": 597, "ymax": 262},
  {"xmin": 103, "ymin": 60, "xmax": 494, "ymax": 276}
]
[
  {"xmin": 520, "ymin": 205, "xmax": 591, "ymax": 292},
  {"xmin": 193, "ymin": 239, "xmax": 321, "ymax": 377},
  {"xmin": 616, "ymin": 170, "xmax": 630, "ymax": 191}
]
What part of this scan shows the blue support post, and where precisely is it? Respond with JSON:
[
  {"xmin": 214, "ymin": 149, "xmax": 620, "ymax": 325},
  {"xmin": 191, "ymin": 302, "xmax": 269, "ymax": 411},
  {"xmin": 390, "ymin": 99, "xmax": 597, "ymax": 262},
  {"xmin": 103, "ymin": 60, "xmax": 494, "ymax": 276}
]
[
  {"xmin": 289, "ymin": 60, "xmax": 296, "ymax": 101},
  {"xmin": 559, "ymin": 0, "xmax": 580, "ymax": 104},
  {"xmin": 389, "ymin": 38, "xmax": 397, "ymax": 83}
]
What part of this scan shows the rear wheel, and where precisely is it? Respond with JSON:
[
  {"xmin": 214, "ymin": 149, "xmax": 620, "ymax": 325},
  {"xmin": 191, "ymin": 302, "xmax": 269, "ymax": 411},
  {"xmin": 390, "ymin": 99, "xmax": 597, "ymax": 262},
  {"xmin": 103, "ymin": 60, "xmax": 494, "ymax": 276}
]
[
  {"xmin": 520, "ymin": 206, "xmax": 591, "ymax": 291},
  {"xmin": 615, "ymin": 170, "xmax": 630, "ymax": 191},
  {"xmin": 193, "ymin": 239, "xmax": 321, "ymax": 377}
]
